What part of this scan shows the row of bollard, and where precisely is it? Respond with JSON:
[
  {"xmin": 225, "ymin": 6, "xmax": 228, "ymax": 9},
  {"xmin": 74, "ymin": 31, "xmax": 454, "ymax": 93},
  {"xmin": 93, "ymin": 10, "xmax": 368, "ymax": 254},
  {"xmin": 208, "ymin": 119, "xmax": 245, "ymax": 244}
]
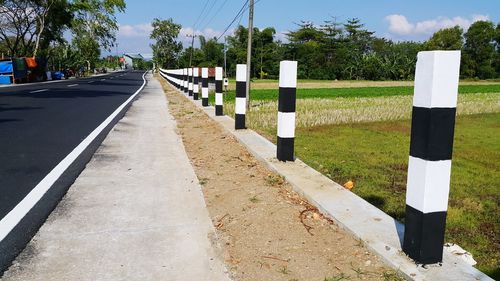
[{"xmin": 158, "ymin": 50, "xmax": 461, "ymax": 266}]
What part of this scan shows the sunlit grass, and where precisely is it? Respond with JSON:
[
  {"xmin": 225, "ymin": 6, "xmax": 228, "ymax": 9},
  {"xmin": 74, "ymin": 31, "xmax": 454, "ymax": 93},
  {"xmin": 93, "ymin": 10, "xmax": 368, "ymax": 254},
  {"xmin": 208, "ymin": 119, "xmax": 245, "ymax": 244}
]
[
  {"xmin": 208, "ymin": 85, "xmax": 499, "ymax": 278},
  {"xmin": 221, "ymin": 93, "xmax": 499, "ymax": 131}
]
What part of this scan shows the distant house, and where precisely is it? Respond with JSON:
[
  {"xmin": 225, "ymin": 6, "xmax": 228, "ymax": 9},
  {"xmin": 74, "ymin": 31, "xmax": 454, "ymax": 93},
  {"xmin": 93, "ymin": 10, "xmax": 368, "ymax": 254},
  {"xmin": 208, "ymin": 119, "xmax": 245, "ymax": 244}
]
[{"xmin": 123, "ymin": 53, "xmax": 144, "ymax": 69}]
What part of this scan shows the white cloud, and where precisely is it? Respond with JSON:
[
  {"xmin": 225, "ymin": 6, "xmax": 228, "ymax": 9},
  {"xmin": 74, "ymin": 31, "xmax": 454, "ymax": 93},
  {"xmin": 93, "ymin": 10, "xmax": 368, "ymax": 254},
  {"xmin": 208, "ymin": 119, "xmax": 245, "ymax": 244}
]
[
  {"xmin": 385, "ymin": 14, "xmax": 414, "ymax": 35},
  {"xmin": 275, "ymin": 31, "xmax": 289, "ymax": 43},
  {"xmin": 118, "ymin": 23, "xmax": 153, "ymax": 38},
  {"xmin": 384, "ymin": 14, "xmax": 490, "ymax": 36}
]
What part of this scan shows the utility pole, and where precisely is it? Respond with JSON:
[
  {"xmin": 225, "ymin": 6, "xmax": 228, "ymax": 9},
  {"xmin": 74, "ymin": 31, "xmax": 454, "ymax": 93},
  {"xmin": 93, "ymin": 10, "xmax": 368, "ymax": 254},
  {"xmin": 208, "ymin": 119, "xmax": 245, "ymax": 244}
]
[
  {"xmin": 187, "ymin": 34, "xmax": 198, "ymax": 67},
  {"xmin": 224, "ymin": 36, "xmax": 227, "ymax": 77},
  {"xmin": 245, "ymin": 0, "xmax": 254, "ymax": 110}
]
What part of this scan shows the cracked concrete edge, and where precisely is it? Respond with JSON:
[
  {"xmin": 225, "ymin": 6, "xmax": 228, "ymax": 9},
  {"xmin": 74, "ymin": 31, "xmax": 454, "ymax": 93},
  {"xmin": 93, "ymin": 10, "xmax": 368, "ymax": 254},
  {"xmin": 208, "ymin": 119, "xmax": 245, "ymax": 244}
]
[{"xmin": 159, "ymin": 78, "xmax": 493, "ymax": 281}]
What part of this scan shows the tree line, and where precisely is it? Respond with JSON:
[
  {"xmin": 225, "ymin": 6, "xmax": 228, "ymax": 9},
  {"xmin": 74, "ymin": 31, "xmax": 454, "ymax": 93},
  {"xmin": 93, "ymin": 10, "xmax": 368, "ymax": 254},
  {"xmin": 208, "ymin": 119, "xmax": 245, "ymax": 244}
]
[
  {"xmin": 0, "ymin": 0, "xmax": 125, "ymax": 71},
  {"xmin": 152, "ymin": 17, "xmax": 500, "ymax": 80}
]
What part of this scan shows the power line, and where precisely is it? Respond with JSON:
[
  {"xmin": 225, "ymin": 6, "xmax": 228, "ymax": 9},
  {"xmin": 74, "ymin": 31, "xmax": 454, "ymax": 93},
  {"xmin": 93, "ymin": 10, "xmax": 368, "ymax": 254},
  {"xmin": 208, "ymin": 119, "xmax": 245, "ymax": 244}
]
[
  {"xmin": 197, "ymin": 0, "xmax": 219, "ymax": 30},
  {"xmin": 200, "ymin": 0, "xmax": 229, "ymax": 31},
  {"xmin": 216, "ymin": 0, "xmax": 249, "ymax": 42},
  {"xmin": 192, "ymin": 0, "xmax": 211, "ymax": 30}
]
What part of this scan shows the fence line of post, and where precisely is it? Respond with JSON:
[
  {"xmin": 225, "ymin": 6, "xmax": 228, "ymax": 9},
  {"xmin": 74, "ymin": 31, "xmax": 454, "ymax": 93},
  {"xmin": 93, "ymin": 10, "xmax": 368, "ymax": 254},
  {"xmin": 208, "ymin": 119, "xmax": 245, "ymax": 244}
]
[{"xmin": 158, "ymin": 50, "xmax": 460, "ymax": 266}]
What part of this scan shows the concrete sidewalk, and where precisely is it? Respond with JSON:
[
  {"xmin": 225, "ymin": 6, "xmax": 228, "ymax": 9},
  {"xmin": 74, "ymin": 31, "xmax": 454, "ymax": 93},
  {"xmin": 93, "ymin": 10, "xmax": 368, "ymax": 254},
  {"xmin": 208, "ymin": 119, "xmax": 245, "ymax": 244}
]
[{"xmin": 1, "ymin": 74, "xmax": 230, "ymax": 281}]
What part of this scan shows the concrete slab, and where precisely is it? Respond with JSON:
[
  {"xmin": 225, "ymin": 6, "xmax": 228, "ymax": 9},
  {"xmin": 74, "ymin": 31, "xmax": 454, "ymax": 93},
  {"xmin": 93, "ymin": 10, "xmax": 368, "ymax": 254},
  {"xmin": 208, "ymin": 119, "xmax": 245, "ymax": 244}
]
[
  {"xmin": 167, "ymin": 81, "xmax": 492, "ymax": 281},
  {"xmin": 1, "ymin": 75, "xmax": 230, "ymax": 281}
]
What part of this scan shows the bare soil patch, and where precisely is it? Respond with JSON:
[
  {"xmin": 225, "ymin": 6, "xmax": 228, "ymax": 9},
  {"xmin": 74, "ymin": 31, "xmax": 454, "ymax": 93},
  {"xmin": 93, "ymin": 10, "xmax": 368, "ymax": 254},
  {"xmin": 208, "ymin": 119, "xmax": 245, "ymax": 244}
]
[{"xmin": 158, "ymin": 77, "xmax": 403, "ymax": 281}]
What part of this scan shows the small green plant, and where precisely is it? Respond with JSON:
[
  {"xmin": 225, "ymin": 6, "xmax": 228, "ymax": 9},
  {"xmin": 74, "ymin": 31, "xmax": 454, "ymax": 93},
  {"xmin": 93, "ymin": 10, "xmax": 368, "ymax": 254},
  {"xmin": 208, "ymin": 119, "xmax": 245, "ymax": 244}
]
[
  {"xmin": 278, "ymin": 266, "xmax": 291, "ymax": 275},
  {"xmin": 249, "ymin": 195, "xmax": 260, "ymax": 203},
  {"xmin": 266, "ymin": 174, "xmax": 284, "ymax": 186},
  {"xmin": 382, "ymin": 270, "xmax": 405, "ymax": 281},
  {"xmin": 324, "ymin": 273, "xmax": 351, "ymax": 281}
]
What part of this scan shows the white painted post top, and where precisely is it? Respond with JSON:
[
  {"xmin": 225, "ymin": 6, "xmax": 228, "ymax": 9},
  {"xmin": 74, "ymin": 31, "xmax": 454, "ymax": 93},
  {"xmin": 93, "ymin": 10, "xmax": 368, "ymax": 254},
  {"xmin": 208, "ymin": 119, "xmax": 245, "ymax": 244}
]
[
  {"xmin": 193, "ymin": 67, "xmax": 199, "ymax": 77},
  {"xmin": 236, "ymin": 64, "xmax": 247, "ymax": 82},
  {"xmin": 279, "ymin": 60, "xmax": 298, "ymax": 88},
  {"xmin": 413, "ymin": 51, "xmax": 461, "ymax": 108},
  {"xmin": 202, "ymin": 68, "xmax": 208, "ymax": 78},
  {"xmin": 215, "ymin": 67, "xmax": 223, "ymax": 80},
  {"xmin": 188, "ymin": 68, "xmax": 192, "ymax": 75}
]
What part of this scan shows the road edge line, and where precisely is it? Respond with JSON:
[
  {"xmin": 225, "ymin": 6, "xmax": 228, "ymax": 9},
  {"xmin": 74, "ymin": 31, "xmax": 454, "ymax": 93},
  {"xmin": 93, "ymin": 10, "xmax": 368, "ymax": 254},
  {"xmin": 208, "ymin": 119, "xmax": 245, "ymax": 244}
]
[{"xmin": 0, "ymin": 71, "xmax": 147, "ymax": 242}]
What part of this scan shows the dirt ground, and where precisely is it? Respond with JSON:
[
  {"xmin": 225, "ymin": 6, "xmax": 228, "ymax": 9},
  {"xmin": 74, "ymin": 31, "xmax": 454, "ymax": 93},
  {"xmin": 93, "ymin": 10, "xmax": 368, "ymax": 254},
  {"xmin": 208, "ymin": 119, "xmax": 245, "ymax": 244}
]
[{"xmin": 158, "ymin": 78, "xmax": 403, "ymax": 281}]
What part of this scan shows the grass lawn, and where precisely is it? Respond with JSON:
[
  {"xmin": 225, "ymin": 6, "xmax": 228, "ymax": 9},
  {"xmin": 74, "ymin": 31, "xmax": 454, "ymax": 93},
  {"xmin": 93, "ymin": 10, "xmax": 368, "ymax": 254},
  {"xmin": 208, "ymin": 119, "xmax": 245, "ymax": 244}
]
[
  {"xmin": 214, "ymin": 84, "xmax": 500, "ymax": 101},
  {"xmin": 224, "ymin": 78, "xmax": 500, "ymax": 90},
  {"xmin": 208, "ymin": 84, "xmax": 500, "ymax": 278},
  {"xmin": 293, "ymin": 114, "xmax": 499, "ymax": 278}
]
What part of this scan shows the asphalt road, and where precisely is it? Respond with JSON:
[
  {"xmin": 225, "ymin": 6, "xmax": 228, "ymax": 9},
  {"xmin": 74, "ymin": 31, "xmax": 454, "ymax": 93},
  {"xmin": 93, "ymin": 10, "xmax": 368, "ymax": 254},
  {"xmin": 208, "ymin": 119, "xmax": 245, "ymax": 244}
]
[{"xmin": 0, "ymin": 70, "xmax": 145, "ymax": 222}]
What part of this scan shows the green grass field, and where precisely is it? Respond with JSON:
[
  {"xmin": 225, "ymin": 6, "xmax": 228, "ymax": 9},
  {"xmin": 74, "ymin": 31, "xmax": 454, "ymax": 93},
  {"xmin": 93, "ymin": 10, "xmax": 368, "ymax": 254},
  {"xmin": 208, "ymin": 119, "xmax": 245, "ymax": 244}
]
[
  {"xmin": 211, "ymin": 84, "xmax": 500, "ymax": 102},
  {"xmin": 208, "ymin": 84, "xmax": 500, "ymax": 278}
]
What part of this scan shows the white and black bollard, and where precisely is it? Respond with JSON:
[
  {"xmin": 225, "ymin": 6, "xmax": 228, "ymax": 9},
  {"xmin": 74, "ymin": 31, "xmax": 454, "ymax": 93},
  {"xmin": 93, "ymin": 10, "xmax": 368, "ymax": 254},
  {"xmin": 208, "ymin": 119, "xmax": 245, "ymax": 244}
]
[
  {"xmin": 184, "ymin": 68, "xmax": 188, "ymax": 95},
  {"xmin": 277, "ymin": 61, "xmax": 297, "ymax": 162},
  {"xmin": 202, "ymin": 67, "xmax": 209, "ymax": 106},
  {"xmin": 180, "ymin": 68, "xmax": 185, "ymax": 92},
  {"xmin": 235, "ymin": 64, "xmax": 247, "ymax": 129},
  {"xmin": 188, "ymin": 68, "xmax": 193, "ymax": 97},
  {"xmin": 193, "ymin": 67, "xmax": 200, "ymax": 100},
  {"xmin": 215, "ymin": 67, "xmax": 223, "ymax": 116},
  {"xmin": 403, "ymin": 50, "xmax": 461, "ymax": 264}
]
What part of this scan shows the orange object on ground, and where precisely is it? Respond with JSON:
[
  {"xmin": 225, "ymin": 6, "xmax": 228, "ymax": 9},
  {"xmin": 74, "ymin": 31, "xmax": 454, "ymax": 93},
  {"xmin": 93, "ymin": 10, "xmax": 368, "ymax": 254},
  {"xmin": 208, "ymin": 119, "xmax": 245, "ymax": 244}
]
[
  {"xmin": 25, "ymin": 57, "xmax": 37, "ymax": 68},
  {"xmin": 343, "ymin": 180, "xmax": 354, "ymax": 190}
]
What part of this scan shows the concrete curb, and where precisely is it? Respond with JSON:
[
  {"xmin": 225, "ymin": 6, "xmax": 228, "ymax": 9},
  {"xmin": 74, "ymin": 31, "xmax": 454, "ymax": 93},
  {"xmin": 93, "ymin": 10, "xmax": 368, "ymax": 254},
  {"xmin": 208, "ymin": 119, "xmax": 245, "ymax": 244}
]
[{"xmin": 161, "ymin": 78, "xmax": 492, "ymax": 281}]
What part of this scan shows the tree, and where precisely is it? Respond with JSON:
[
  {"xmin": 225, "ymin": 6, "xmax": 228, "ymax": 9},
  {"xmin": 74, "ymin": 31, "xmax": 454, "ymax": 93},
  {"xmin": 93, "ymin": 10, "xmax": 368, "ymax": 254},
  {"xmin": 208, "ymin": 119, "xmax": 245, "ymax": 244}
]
[
  {"xmin": 0, "ymin": 0, "xmax": 73, "ymax": 58},
  {"xmin": 424, "ymin": 26, "xmax": 463, "ymax": 50},
  {"xmin": 463, "ymin": 21, "xmax": 496, "ymax": 79},
  {"xmin": 150, "ymin": 18, "xmax": 182, "ymax": 69},
  {"xmin": 199, "ymin": 36, "xmax": 224, "ymax": 67},
  {"xmin": 71, "ymin": 0, "xmax": 125, "ymax": 71},
  {"xmin": 0, "ymin": 0, "xmax": 41, "ymax": 57}
]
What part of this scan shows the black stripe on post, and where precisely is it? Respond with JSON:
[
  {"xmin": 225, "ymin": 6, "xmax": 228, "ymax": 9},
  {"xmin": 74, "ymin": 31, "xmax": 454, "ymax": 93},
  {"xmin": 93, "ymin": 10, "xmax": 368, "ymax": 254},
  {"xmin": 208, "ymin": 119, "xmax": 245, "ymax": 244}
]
[
  {"xmin": 403, "ymin": 205, "xmax": 447, "ymax": 264},
  {"xmin": 278, "ymin": 87, "xmax": 296, "ymax": 112},
  {"xmin": 215, "ymin": 80, "xmax": 223, "ymax": 93},
  {"xmin": 277, "ymin": 137, "xmax": 294, "ymax": 161},
  {"xmin": 215, "ymin": 105, "xmax": 223, "ymax": 115},
  {"xmin": 235, "ymin": 114, "xmax": 245, "ymax": 129},
  {"xmin": 235, "ymin": 82, "xmax": 246, "ymax": 97},
  {"xmin": 409, "ymin": 107, "xmax": 456, "ymax": 161}
]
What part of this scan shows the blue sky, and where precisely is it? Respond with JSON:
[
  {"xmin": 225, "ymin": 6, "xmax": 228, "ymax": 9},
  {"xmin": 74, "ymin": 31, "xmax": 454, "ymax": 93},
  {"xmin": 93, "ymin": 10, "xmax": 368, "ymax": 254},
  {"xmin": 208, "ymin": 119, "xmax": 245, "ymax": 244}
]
[{"xmin": 110, "ymin": 0, "xmax": 500, "ymax": 56}]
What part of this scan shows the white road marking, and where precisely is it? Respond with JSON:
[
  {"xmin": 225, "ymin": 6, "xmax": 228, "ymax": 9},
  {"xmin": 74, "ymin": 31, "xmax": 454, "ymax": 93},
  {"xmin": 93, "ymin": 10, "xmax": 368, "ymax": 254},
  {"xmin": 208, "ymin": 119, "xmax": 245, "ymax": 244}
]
[
  {"xmin": 88, "ymin": 81, "xmax": 95, "ymax": 84},
  {"xmin": 0, "ymin": 71, "xmax": 148, "ymax": 242},
  {"xmin": 67, "ymin": 84, "xmax": 78, "ymax": 87},
  {"xmin": 29, "ymin": 89, "xmax": 49, "ymax": 93},
  {"xmin": 101, "ymin": 79, "xmax": 106, "ymax": 81}
]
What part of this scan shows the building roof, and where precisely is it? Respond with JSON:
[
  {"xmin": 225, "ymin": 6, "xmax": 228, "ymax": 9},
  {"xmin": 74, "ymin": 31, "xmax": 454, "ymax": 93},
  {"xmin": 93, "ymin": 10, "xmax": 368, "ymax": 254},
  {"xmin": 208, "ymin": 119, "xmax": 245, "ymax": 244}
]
[{"xmin": 123, "ymin": 53, "xmax": 144, "ymax": 59}]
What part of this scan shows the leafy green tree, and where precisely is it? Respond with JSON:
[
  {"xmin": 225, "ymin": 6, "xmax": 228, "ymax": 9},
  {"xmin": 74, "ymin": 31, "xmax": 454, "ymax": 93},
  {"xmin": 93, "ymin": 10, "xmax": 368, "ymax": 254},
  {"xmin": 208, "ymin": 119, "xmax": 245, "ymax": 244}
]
[
  {"xmin": 199, "ymin": 35, "xmax": 224, "ymax": 67},
  {"xmin": 71, "ymin": 0, "xmax": 125, "ymax": 72},
  {"xmin": 424, "ymin": 26, "xmax": 463, "ymax": 50},
  {"xmin": 494, "ymin": 23, "xmax": 500, "ymax": 76},
  {"xmin": 150, "ymin": 18, "xmax": 182, "ymax": 69},
  {"xmin": 463, "ymin": 20, "xmax": 496, "ymax": 79}
]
